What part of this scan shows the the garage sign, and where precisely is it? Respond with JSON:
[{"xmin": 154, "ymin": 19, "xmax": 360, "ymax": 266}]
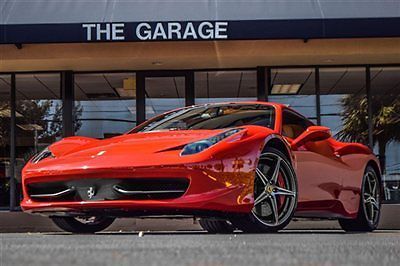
[
  {"xmin": 2, "ymin": 18, "xmax": 400, "ymax": 44},
  {"xmin": 82, "ymin": 22, "xmax": 228, "ymax": 41}
]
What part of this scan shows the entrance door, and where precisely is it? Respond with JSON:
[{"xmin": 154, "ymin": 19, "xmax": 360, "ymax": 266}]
[{"xmin": 136, "ymin": 71, "xmax": 194, "ymax": 124}]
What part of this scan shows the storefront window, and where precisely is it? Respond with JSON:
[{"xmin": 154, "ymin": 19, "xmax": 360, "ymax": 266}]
[
  {"xmin": 320, "ymin": 68, "xmax": 366, "ymax": 138},
  {"xmin": 371, "ymin": 67, "xmax": 400, "ymax": 203},
  {"xmin": 74, "ymin": 73, "xmax": 136, "ymax": 138},
  {"xmin": 195, "ymin": 71, "xmax": 257, "ymax": 104},
  {"xmin": 269, "ymin": 68, "xmax": 317, "ymax": 123},
  {"xmin": 145, "ymin": 76, "xmax": 185, "ymax": 119},
  {"xmin": 0, "ymin": 75, "xmax": 11, "ymax": 208},
  {"xmin": 2, "ymin": 66, "xmax": 397, "ymax": 209},
  {"xmin": 15, "ymin": 73, "xmax": 62, "ymax": 203}
]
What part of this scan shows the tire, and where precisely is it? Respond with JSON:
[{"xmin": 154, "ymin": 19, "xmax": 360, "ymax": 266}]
[
  {"xmin": 51, "ymin": 216, "xmax": 115, "ymax": 233},
  {"xmin": 339, "ymin": 166, "xmax": 381, "ymax": 232},
  {"xmin": 199, "ymin": 218, "xmax": 235, "ymax": 234},
  {"xmin": 231, "ymin": 147, "xmax": 298, "ymax": 233}
]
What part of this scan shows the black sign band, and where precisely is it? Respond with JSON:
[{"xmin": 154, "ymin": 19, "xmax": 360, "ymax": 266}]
[{"xmin": 1, "ymin": 18, "xmax": 400, "ymax": 44}]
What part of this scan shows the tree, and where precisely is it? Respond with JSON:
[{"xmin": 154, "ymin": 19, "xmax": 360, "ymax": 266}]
[
  {"xmin": 337, "ymin": 93, "xmax": 400, "ymax": 172},
  {"xmin": 0, "ymin": 100, "xmax": 83, "ymax": 206},
  {"xmin": 46, "ymin": 101, "xmax": 83, "ymax": 140},
  {"xmin": 0, "ymin": 100, "xmax": 83, "ymax": 153}
]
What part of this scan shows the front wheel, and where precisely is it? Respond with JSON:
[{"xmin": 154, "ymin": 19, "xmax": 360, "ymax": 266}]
[
  {"xmin": 51, "ymin": 216, "xmax": 115, "ymax": 233},
  {"xmin": 231, "ymin": 148, "xmax": 298, "ymax": 233},
  {"xmin": 339, "ymin": 166, "xmax": 381, "ymax": 232}
]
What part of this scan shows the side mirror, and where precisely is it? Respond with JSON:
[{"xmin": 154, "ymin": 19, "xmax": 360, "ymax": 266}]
[{"xmin": 291, "ymin": 126, "xmax": 331, "ymax": 150}]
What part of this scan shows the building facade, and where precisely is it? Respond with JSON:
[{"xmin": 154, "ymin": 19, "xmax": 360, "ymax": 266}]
[{"xmin": 1, "ymin": 0, "xmax": 400, "ymax": 210}]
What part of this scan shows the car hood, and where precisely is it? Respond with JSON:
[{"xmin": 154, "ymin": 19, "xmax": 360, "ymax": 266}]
[
  {"xmin": 50, "ymin": 129, "xmax": 227, "ymax": 159},
  {"xmin": 23, "ymin": 129, "xmax": 231, "ymax": 174},
  {"xmin": 22, "ymin": 125, "xmax": 273, "ymax": 177}
]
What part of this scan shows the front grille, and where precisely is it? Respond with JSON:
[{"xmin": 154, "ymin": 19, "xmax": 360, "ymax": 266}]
[{"xmin": 27, "ymin": 178, "xmax": 189, "ymax": 202}]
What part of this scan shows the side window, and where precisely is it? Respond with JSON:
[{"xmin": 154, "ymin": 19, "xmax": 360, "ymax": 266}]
[{"xmin": 282, "ymin": 110, "xmax": 313, "ymax": 139}]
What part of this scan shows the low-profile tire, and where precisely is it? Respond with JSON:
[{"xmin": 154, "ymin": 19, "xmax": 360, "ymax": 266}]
[
  {"xmin": 51, "ymin": 216, "xmax": 115, "ymax": 233},
  {"xmin": 231, "ymin": 147, "xmax": 298, "ymax": 233},
  {"xmin": 199, "ymin": 218, "xmax": 235, "ymax": 234},
  {"xmin": 339, "ymin": 166, "xmax": 381, "ymax": 232}
]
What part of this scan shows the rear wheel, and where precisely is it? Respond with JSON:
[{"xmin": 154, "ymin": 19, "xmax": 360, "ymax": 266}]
[
  {"xmin": 231, "ymin": 147, "xmax": 298, "ymax": 233},
  {"xmin": 199, "ymin": 218, "xmax": 234, "ymax": 234},
  {"xmin": 51, "ymin": 216, "xmax": 115, "ymax": 233},
  {"xmin": 339, "ymin": 166, "xmax": 381, "ymax": 232}
]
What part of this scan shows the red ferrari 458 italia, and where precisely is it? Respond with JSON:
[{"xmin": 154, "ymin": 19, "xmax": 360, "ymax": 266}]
[{"xmin": 21, "ymin": 102, "xmax": 382, "ymax": 233}]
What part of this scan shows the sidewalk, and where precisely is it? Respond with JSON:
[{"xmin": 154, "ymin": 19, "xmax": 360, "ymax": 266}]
[{"xmin": 1, "ymin": 204, "xmax": 399, "ymax": 233}]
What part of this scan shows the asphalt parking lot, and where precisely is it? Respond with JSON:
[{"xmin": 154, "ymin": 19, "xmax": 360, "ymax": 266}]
[{"xmin": 1, "ymin": 230, "xmax": 400, "ymax": 266}]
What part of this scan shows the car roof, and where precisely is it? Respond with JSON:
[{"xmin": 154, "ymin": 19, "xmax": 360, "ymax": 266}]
[{"xmin": 191, "ymin": 101, "xmax": 313, "ymax": 125}]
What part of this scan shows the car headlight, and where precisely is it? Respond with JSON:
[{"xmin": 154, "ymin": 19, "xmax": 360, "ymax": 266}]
[
  {"xmin": 31, "ymin": 147, "xmax": 55, "ymax": 164},
  {"xmin": 181, "ymin": 128, "xmax": 243, "ymax": 156}
]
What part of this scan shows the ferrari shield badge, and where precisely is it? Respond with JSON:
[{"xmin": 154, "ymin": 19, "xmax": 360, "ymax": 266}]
[{"xmin": 87, "ymin": 187, "xmax": 96, "ymax": 199}]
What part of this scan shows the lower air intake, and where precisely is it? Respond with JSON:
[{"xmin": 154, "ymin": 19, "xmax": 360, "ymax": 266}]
[{"xmin": 27, "ymin": 178, "xmax": 189, "ymax": 202}]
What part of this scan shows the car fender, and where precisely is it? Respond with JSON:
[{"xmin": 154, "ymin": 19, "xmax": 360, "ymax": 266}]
[
  {"xmin": 49, "ymin": 136, "xmax": 99, "ymax": 157},
  {"xmin": 262, "ymin": 134, "xmax": 294, "ymax": 165}
]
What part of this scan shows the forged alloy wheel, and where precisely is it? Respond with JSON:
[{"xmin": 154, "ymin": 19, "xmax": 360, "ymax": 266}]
[
  {"xmin": 51, "ymin": 216, "xmax": 115, "ymax": 234},
  {"xmin": 231, "ymin": 148, "xmax": 298, "ymax": 233},
  {"xmin": 362, "ymin": 170, "xmax": 381, "ymax": 226},
  {"xmin": 339, "ymin": 166, "xmax": 381, "ymax": 232},
  {"xmin": 252, "ymin": 152, "xmax": 297, "ymax": 227}
]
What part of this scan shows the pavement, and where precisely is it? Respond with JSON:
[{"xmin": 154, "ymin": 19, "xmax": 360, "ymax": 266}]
[
  {"xmin": 1, "ymin": 230, "xmax": 400, "ymax": 266},
  {"xmin": 1, "ymin": 204, "xmax": 400, "ymax": 233}
]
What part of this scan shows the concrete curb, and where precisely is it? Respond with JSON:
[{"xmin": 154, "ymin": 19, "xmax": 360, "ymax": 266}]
[{"xmin": 1, "ymin": 204, "xmax": 399, "ymax": 233}]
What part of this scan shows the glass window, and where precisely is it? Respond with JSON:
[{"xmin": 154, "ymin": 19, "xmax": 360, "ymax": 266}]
[
  {"xmin": 195, "ymin": 71, "xmax": 257, "ymax": 104},
  {"xmin": 320, "ymin": 68, "xmax": 367, "ymax": 139},
  {"xmin": 371, "ymin": 67, "xmax": 400, "ymax": 203},
  {"xmin": 145, "ymin": 76, "xmax": 185, "ymax": 119},
  {"xmin": 282, "ymin": 109, "xmax": 313, "ymax": 139},
  {"xmin": 269, "ymin": 68, "xmax": 317, "ymax": 122},
  {"xmin": 134, "ymin": 104, "xmax": 275, "ymax": 132},
  {"xmin": 15, "ymin": 73, "xmax": 62, "ymax": 204},
  {"xmin": 0, "ymin": 75, "xmax": 11, "ymax": 208},
  {"xmin": 74, "ymin": 73, "xmax": 136, "ymax": 139}
]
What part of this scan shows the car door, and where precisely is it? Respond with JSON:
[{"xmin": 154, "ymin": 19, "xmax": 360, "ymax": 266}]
[{"xmin": 281, "ymin": 109, "xmax": 345, "ymax": 216}]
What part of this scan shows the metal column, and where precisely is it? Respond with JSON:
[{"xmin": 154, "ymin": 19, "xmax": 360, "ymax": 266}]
[
  {"xmin": 315, "ymin": 67, "xmax": 321, "ymax": 125},
  {"xmin": 136, "ymin": 72, "xmax": 146, "ymax": 125},
  {"xmin": 257, "ymin": 67, "xmax": 270, "ymax": 101},
  {"xmin": 61, "ymin": 71, "xmax": 75, "ymax": 137},
  {"xmin": 266, "ymin": 68, "xmax": 271, "ymax": 101},
  {"xmin": 366, "ymin": 66, "xmax": 373, "ymax": 149},
  {"xmin": 185, "ymin": 72, "xmax": 195, "ymax": 106},
  {"xmin": 9, "ymin": 73, "xmax": 16, "ymax": 211}
]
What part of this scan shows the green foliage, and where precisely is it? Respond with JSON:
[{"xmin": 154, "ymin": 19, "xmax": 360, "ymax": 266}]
[
  {"xmin": 0, "ymin": 100, "xmax": 83, "ymax": 147},
  {"xmin": 338, "ymin": 94, "xmax": 400, "ymax": 145},
  {"xmin": 46, "ymin": 101, "xmax": 83, "ymax": 139},
  {"xmin": 337, "ymin": 93, "xmax": 400, "ymax": 169},
  {"xmin": 337, "ymin": 95, "xmax": 369, "ymax": 144}
]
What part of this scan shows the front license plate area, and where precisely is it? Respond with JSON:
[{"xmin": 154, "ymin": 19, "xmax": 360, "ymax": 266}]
[{"xmin": 75, "ymin": 183, "xmax": 117, "ymax": 201}]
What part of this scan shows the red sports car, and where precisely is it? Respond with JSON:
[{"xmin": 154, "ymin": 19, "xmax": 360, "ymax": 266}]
[{"xmin": 21, "ymin": 102, "xmax": 382, "ymax": 233}]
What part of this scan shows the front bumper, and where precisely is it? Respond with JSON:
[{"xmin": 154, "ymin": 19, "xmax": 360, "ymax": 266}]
[{"xmin": 21, "ymin": 163, "xmax": 255, "ymax": 217}]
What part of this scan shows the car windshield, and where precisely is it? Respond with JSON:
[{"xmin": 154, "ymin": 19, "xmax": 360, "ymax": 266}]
[{"xmin": 132, "ymin": 104, "xmax": 275, "ymax": 132}]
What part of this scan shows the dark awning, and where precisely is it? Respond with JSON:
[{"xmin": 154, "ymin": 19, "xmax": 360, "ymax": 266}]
[{"xmin": 1, "ymin": 0, "xmax": 400, "ymax": 44}]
